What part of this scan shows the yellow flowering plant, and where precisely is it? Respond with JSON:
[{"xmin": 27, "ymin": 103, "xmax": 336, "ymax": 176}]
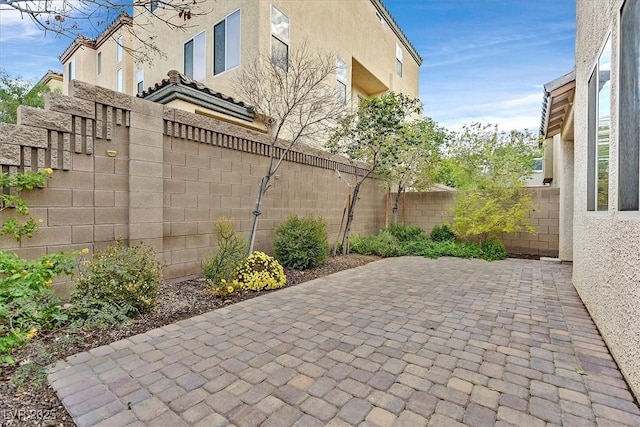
[
  {"xmin": 0, "ymin": 250, "xmax": 78, "ymax": 355},
  {"xmin": 233, "ymin": 251, "xmax": 286, "ymax": 292}
]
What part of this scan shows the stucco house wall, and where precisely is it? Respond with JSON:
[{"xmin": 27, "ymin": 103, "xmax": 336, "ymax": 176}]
[{"xmin": 574, "ymin": 0, "xmax": 640, "ymax": 399}]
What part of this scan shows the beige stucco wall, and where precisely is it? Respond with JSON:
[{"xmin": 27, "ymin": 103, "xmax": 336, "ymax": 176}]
[
  {"xmin": 574, "ymin": 0, "xmax": 640, "ymax": 399},
  {"xmin": 397, "ymin": 187, "xmax": 560, "ymax": 257}
]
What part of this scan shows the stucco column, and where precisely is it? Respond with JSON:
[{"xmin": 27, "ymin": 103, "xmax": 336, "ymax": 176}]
[{"xmin": 559, "ymin": 138, "xmax": 574, "ymax": 261}]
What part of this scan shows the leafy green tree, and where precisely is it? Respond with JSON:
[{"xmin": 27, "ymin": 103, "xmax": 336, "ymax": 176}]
[
  {"xmin": 327, "ymin": 92, "xmax": 422, "ymax": 253},
  {"xmin": 378, "ymin": 117, "xmax": 449, "ymax": 223},
  {"xmin": 445, "ymin": 123, "xmax": 542, "ymax": 243},
  {"xmin": 0, "ymin": 70, "xmax": 49, "ymax": 124}
]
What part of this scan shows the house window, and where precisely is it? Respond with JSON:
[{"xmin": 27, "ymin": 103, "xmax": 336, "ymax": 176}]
[
  {"xmin": 184, "ymin": 32, "xmax": 206, "ymax": 82},
  {"xmin": 116, "ymin": 68, "xmax": 123, "ymax": 92},
  {"xmin": 271, "ymin": 6, "xmax": 289, "ymax": 70},
  {"xmin": 136, "ymin": 69, "xmax": 144, "ymax": 94},
  {"xmin": 116, "ymin": 35, "xmax": 123, "ymax": 62},
  {"xmin": 533, "ymin": 158, "xmax": 543, "ymax": 172},
  {"xmin": 68, "ymin": 60, "xmax": 75, "ymax": 81},
  {"xmin": 336, "ymin": 57, "xmax": 347, "ymax": 104},
  {"xmin": 149, "ymin": 0, "xmax": 159, "ymax": 12},
  {"xmin": 619, "ymin": 0, "xmax": 640, "ymax": 211},
  {"xmin": 213, "ymin": 9, "xmax": 241, "ymax": 76},
  {"xmin": 97, "ymin": 52, "xmax": 101, "ymax": 75},
  {"xmin": 587, "ymin": 36, "xmax": 611, "ymax": 211},
  {"xmin": 396, "ymin": 43, "xmax": 403, "ymax": 77}
]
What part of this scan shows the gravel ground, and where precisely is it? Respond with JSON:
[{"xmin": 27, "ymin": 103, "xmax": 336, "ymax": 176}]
[{"xmin": 0, "ymin": 254, "xmax": 380, "ymax": 427}]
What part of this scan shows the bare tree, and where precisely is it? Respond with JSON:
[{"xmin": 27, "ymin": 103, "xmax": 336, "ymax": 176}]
[
  {"xmin": 234, "ymin": 42, "xmax": 347, "ymax": 254},
  {"xmin": 0, "ymin": 0, "xmax": 213, "ymax": 63}
]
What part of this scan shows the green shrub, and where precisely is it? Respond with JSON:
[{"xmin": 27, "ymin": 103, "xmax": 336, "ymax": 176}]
[
  {"xmin": 430, "ymin": 224, "xmax": 456, "ymax": 242},
  {"xmin": 72, "ymin": 241, "xmax": 162, "ymax": 319},
  {"xmin": 0, "ymin": 250, "xmax": 77, "ymax": 355},
  {"xmin": 480, "ymin": 240, "xmax": 507, "ymax": 261},
  {"xmin": 273, "ymin": 215, "xmax": 328, "ymax": 270},
  {"xmin": 202, "ymin": 217, "xmax": 247, "ymax": 286},
  {"xmin": 386, "ymin": 223, "xmax": 426, "ymax": 243},
  {"xmin": 350, "ymin": 230, "xmax": 403, "ymax": 257},
  {"xmin": 233, "ymin": 251, "xmax": 286, "ymax": 292}
]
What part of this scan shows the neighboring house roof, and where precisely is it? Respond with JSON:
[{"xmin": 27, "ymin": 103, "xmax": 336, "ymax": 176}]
[
  {"xmin": 372, "ymin": 0, "xmax": 422, "ymax": 65},
  {"xmin": 540, "ymin": 69, "xmax": 576, "ymax": 138},
  {"xmin": 139, "ymin": 70, "xmax": 255, "ymax": 122},
  {"xmin": 59, "ymin": 12, "xmax": 132, "ymax": 63},
  {"xmin": 36, "ymin": 70, "xmax": 63, "ymax": 87}
]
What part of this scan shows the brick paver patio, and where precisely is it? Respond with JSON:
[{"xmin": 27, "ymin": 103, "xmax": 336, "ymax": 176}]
[{"xmin": 48, "ymin": 257, "xmax": 640, "ymax": 426}]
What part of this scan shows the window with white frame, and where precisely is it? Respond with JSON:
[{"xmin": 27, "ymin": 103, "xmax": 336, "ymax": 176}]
[
  {"xmin": 396, "ymin": 43, "xmax": 403, "ymax": 77},
  {"xmin": 336, "ymin": 57, "xmax": 347, "ymax": 104},
  {"xmin": 116, "ymin": 68, "xmax": 123, "ymax": 92},
  {"xmin": 587, "ymin": 36, "xmax": 611, "ymax": 211},
  {"xmin": 213, "ymin": 9, "xmax": 241, "ymax": 76},
  {"xmin": 619, "ymin": 0, "xmax": 640, "ymax": 211},
  {"xmin": 68, "ymin": 60, "xmax": 75, "ymax": 81},
  {"xmin": 149, "ymin": 0, "xmax": 159, "ymax": 12},
  {"xmin": 184, "ymin": 32, "xmax": 206, "ymax": 82},
  {"xmin": 97, "ymin": 52, "xmax": 102, "ymax": 75},
  {"xmin": 116, "ymin": 35, "xmax": 123, "ymax": 62},
  {"xmin": 136, "ymin": 69, "xmax": 144, "ymax": 95},
  {"xmin": 533, "ymin": 158, "xmax": 543, "ymax": 173},
  {"xmin": 271, "ymin": 6, "xmax": 289, "ymax": 70}
]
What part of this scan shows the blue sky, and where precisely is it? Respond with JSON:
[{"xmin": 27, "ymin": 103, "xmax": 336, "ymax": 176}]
[{"xmin": 0, "ymin": 0, "xmax": 576, "ymax": 132}]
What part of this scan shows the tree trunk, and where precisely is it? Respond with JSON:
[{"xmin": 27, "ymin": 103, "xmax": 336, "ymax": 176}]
[
  {"xmin": 248, "ymin": 176, "xmax": 268, "ymax": 254},
  {"xmin": 392, "ymin": 186, "xmax": 404, "ymax": 224},
  {"xmin": 341, "ymin": 181, "xmax": 362, "ymax": 254}
]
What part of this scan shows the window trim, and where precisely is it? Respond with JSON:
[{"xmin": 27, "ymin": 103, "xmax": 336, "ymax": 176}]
[
  {"xmin": 68, "ymin": 59, "xmax": 75, "ymax": 81},
  {"xmin": 396, "ymin": 43, "xmax": 403, "ymax": 77},
  {"xmin": 116, "ymin": 35, "xmax": 123, "ymax": 63},
  {"xmin": 184, "ymin": 30, "xmax": 207, "ymax": 82},
  {"xmin": 336, "ymin": 57, "xmax": 348, "ymax": 105},
  {"xmin": 213, "ymin": 8, "xmax": 241, "ymax": 77},
  {"xmin": 116, "ymin": 68, "xmax": 123, "ymax": 93},
  {"xmin": 587, "ymin": 33, "xmax": 612, "ymax": 212},
  {"xmin": 136, "ymin": 69, "xmax": 144, "ymax": 95},
  {"xmin": 270, "ymin": 5, "xmax": 290, "ymax": 70},
  {"xmin": 618, "ymin": 0, "xmax": 640, "ymax": 211}
]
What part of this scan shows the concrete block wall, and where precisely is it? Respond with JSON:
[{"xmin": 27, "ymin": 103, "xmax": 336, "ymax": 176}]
[
  {"xmin": 398, "ymin": 187, "xmax": 560, "ymax": 257},
  {"xmin": 0, "ymin": 81, "xmax": 385, "ymax": 281}
]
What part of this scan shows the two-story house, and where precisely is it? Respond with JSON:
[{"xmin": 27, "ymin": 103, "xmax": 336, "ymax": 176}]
[{"xmin": 57, "ymin": 1, "xmax": 421, "ymax": 132}]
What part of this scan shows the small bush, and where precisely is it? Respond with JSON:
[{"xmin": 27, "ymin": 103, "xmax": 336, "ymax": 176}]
[
  {"xmin": 72, "ymin": 241, "xmax": 162, "ymax": 319},
  {"xmin": 0, "ymin": 250, "xmax": 76, "ymax": 355},
  {"xmin": 480, "ymin": 240, "xmax": 507, "ymax": 261},
  {"xmin": 430, "ymin": 224, "xmax": 456, "ymax": 242},
  {"xmin": 350, "ymin": 231, "xmax": 403, "ymax": 257},
  {"xmin": 274, "ymin": 215, "xmax": 328, "ymax": 270},
  {"xmin": 202, "ymin": 217, "xmax": 247, "ymax": 285},
  {"xmin": 386, "ymin": 223, "xmax": 426, "ymax": 243},
  {"xmin": 233, "ymin": 251, "xmax": 286, "ymax": 291}
]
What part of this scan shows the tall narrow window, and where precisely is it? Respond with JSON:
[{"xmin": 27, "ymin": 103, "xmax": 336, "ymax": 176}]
[
  {"xmin": 619, "ymin": 0, "xmax": 640, "ymax": 211},
  {"xmin": 97, "ymin": 52, "xmax": 102, "ymax": 75},
  {"xmin": 116, "ymin": 68, "xmax": 123, "ymax": 92},
  {"xmin": 213, "ymin": 9, "xmax": 241, "ymax": 76},
  {"xmin": 336, "ymin": 57, "xmax": 347, "ymax": 104},
  {"xmin": 68, "ymin": 60, "xmax": 75, "ymax": 81},
  {"xmin": 271, "ymin": 6, "xmax": 289, "ymax": 70},
  {"xmin": 587, "ymin": 36, "xmax": 611, "ymax": 211},
  {"xmin": 136, "ymin": 69, "xmax": 144, "ymax": 94},
  {"xmin": 184, "ymin": 32, "xmax": 206, "ymax": 82},
  {"xmin": 116, "ymin": 35, "xmax": 123, "ymax": 62},
  {"xmin": 396, "ymin": 43, "xmax": 403, "ymax": 77}
]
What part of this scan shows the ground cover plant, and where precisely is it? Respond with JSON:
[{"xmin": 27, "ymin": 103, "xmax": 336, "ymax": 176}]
[{"xmin": 350, "ymin": 222, "xmax": 506, "ymax": 261}]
